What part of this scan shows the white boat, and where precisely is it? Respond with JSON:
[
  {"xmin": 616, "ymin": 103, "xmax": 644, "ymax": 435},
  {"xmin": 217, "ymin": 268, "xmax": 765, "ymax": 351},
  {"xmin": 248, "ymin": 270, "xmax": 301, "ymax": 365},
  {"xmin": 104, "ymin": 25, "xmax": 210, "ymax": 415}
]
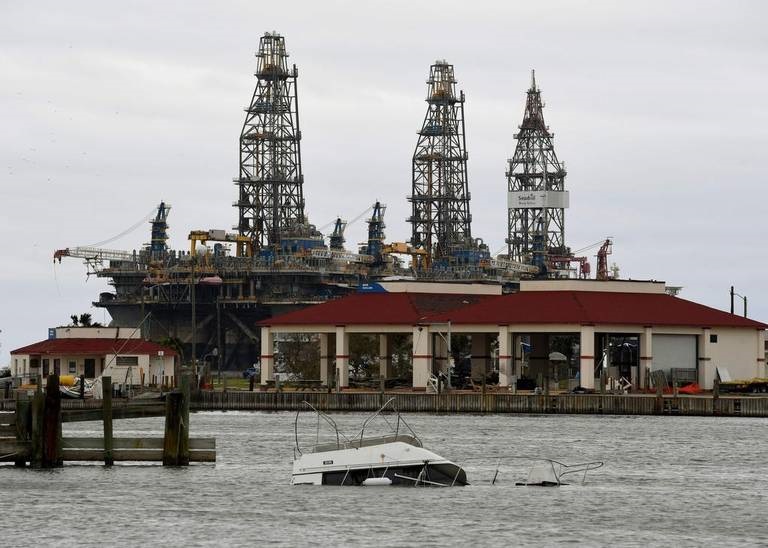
[{"xmin": 291, "ymin": 399, "xmax": 467, "ymax": 486}]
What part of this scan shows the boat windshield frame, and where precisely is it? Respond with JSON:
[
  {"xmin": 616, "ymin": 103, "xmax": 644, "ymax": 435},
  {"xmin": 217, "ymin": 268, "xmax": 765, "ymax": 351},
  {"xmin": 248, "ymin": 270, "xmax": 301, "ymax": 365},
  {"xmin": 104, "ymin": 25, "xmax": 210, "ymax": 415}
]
[{"xmin": 294, "ymin": 398, "xmax": 422, "ymax": 455}]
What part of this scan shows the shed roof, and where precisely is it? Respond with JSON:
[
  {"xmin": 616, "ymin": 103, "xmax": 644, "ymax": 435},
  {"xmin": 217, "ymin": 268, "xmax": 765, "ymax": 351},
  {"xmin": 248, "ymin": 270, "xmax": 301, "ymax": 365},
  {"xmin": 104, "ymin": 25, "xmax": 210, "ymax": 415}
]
[
  {"xmin": 260, "ymin": 290, "xmax": 768, "ymax": 330},
  {"xmin": 10, "ymin": 338, "xmax": 177, "ymax": 356}
]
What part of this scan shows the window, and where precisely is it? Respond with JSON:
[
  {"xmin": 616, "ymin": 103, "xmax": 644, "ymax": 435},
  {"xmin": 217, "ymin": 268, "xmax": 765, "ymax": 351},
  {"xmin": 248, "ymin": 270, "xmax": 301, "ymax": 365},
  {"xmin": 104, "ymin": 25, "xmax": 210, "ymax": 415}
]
[
  {"xmin": 42, "ymin": 359, "xmax": 50, "ymax": 376},
  {"xmin": 116, "ymin": 356, "xmax": 139, "ymax": 367},
  {"xmin": 68, "ymin": 361, "xmax": 77, "ymax": 374},
  {"xmin": 30, "ymin": 358, "xmax": 40, "ymax": 369},
  {"xmin": 709, "ymin": 334, "xmax": 718, "ymax": 344}
]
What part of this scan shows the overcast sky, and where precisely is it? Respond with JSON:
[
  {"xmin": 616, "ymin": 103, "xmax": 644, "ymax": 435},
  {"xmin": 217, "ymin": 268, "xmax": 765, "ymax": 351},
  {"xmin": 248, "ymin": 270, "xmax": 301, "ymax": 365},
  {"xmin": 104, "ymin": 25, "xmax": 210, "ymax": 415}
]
[{"xmin": 2, "ymin": 0, "xmax": 767, "ymax": 364}]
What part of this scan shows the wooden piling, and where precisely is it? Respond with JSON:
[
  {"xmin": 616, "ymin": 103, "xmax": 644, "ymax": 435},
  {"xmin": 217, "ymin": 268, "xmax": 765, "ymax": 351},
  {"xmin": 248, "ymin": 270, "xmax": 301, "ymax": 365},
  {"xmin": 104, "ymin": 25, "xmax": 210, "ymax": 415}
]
[
  {"xmin": 42, "ymin": 375, "xmax": 62, "ymax": 468},
  {"xmin": 102, "ymin": 376, "xmax": 114, "ymax": 466},
  {"xmin": 162, "ymin": 391, "xmax": 182, "ymax": 465},
  {"xmin": 162, "ymin": 375, "xmax": 191, "ymax": 466},
  {"xmin": 30, "ymin": 389, "xmax": 45, "ymax": 468},
  {"xmin": 14, "ymin": 396, "xmax": 30, "ymax": 467},
  {"xmin": 180, "ymin": 375, "xmax": 190, "ymax": 466}
]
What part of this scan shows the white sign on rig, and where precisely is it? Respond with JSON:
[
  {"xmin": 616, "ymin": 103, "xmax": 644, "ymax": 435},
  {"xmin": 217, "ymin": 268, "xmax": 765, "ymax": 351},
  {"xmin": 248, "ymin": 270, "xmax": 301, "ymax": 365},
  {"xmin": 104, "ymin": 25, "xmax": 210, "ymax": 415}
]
[{"xmin": 508, "ymin": 190, "xmax": 570, "ymax": 209}]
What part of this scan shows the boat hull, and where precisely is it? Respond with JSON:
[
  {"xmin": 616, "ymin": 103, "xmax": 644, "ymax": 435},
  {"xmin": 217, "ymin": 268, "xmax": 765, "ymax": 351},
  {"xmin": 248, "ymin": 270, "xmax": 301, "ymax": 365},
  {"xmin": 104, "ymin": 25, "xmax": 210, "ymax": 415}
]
[{"xmin": 291, "ymin": 441, "xmax": 467, "ymax": 486}]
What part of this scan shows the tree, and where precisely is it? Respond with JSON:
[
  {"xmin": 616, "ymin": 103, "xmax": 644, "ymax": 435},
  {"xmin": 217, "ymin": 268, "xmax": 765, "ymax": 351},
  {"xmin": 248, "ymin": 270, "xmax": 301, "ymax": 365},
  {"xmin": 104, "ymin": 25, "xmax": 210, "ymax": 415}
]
[
  {"xmin": 277, "ymin": 333, "xmax": 319, "ymax": 380},
  {"xmin": 349, "ymin": 334, "xmax": 379, "ymax": 380},
  {"xmin": 79, "ymin": 313, "xmax": 93, "ymax": 327},
  {"xmin": 69, "ymin": 315, "xmax": 79, "ymax": 327}
]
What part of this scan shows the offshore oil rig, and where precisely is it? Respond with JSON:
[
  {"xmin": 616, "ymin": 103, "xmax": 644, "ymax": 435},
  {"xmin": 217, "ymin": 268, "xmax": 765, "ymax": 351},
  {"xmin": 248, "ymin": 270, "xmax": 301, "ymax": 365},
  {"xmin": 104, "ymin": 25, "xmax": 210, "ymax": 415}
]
[{"xmin": 54, "ymin": 32, "xmax": 614, "ymax": 368}]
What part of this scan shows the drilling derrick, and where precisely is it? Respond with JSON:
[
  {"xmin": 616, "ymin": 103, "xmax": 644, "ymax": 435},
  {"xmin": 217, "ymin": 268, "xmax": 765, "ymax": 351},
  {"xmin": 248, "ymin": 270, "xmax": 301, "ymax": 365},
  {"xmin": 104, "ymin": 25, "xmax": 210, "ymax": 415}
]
[
  {"xmin": 408, "ymin": 60, "xmax": 473, "ymax": 269},
  {"xmin": 507, "ymin": 71, "xmax": 569, "ymax": 270},
  {"xmin": 236, "ymin": 32, "xmax": 305, "ymax": 250}
]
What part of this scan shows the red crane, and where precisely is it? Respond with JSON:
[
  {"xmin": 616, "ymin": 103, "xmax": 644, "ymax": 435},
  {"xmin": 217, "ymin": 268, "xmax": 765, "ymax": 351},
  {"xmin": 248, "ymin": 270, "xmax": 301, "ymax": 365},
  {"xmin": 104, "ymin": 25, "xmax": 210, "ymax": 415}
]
[{"xmin": 596, "ymin": 239, "xmax": 613, "ymax": 280}]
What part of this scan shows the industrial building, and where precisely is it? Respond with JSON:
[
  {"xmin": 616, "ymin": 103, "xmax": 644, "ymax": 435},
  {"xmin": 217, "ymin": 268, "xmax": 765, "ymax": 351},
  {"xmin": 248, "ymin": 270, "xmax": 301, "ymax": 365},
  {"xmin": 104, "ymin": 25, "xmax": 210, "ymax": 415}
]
[
  {"xmin": 258, "ymin": 280, "xmax": 767, "ymax": 391},
  {"xmin": 10, "ymin": 327, "xmax": 177, "ymax": 386},
  {"xmin": 51, "ymin": 30, "xmax": 763, "ymax": 387}
]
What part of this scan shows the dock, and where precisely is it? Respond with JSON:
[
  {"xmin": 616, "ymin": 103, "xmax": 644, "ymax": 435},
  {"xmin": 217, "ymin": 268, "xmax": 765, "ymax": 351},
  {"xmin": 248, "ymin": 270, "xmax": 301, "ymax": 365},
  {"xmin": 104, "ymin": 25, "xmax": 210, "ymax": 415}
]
[
  {"xmin": 0, "ymin": 375, "xmax": 215, "ymax": 467},
  {"xmin": 191, "ymin": 390, "xmax": 768, "ymax": 417}
]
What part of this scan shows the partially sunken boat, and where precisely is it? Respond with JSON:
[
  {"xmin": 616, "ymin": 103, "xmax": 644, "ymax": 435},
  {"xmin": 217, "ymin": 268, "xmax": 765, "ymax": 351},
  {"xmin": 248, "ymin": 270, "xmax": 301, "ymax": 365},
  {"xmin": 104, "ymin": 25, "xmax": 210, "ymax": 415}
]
[{"xmin": 291, "ymin": 399, "xmax": 467, "ymax": 486}]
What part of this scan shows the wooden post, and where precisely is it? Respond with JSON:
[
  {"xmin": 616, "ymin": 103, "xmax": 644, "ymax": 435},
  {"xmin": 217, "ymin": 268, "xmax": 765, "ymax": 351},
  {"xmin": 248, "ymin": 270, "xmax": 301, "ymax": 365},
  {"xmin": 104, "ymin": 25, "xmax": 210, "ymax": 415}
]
[
  {"xmin": 162, "ymin": 391, "xmax": 182, "ymax": 465},
  {"xmin": 162, "ymin": 373, "xmax": 191, "ymax": 466},
  {"xmin": 79, "ymin": 374, "xmax": 85, "ymax": 400},
  {"xmin": 42, "ymin": 375, "xmax": 62, "ymax": 468},
  {"xmin": 655, "ymin": 378, "xmax": 663, "ymax": 414},
  {"xmin": 249, "ymin": 375, "xmax": 255, "ymax": 392},
  {"xmin": 180, "ymin": 374, "xmax": 190, "ymax": 466},
  {"xmin": 15, "ymin": 395, "xmax": 31, "ymax": 467},
  {"xmin": 30, "ymin": 389, "xmax": 45, "ymax": 468},
  {"xmin": 102, "ymin": 376, "xmax": 113, "ymax": 466},
  {"xmin": 713, "ymin": 378, "xmax": 720, "ymax": 415},
  {"xmin": 599, "ymin": 371, "xmax": 606, "ymax": 395}
]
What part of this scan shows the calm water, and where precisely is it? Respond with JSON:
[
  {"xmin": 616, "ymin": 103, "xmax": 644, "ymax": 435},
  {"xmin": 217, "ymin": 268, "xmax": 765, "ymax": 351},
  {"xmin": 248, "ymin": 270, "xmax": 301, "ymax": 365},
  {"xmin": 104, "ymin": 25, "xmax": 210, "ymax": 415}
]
[{"xmin": 2, "ymin": 411, "xmax": 767, "ymax": 547}]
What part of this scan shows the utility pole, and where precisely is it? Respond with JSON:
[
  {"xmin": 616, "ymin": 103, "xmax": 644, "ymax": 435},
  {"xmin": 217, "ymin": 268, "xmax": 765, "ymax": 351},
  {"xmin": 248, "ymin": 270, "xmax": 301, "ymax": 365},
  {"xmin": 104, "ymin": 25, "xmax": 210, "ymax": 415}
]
[{"xmin": 730, "ymin": 286, "xmax": 747, "ymax": 318}]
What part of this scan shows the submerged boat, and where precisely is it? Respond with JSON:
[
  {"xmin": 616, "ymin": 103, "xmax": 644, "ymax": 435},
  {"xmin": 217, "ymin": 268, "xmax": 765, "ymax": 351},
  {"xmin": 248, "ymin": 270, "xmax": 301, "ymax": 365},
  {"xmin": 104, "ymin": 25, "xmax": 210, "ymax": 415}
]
[{"xmin": 291, "ymin": 399, "xmax": 467, "ymax": 486}]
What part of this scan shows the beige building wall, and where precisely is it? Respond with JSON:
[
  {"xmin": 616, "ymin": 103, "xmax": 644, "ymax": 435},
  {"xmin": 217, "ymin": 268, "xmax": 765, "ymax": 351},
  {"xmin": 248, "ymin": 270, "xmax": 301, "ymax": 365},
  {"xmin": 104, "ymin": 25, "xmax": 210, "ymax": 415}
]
[
  {"xmin": 54, "ymin": 327, "xmax": 140, "ymax": 339},
  {"xmin": 378, "ymin": 281, "xmax": 502, "ymax": 295},
  {"xmin": 520, "ymin": 279, "xmax": 666, "ymax": 294},
  {"xmin": 10, "ymin": 352, "xmax": 174, "ymax": 385},
  {"xmin": 708, "ymin": 327, "xmax": 764, "ymax": 381}
]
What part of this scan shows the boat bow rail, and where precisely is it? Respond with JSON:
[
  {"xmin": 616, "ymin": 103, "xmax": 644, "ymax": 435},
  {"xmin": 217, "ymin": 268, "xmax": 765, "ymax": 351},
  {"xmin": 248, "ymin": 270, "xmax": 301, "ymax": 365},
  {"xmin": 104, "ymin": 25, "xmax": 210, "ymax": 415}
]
[{"xmin": 454, "ymin": 456, "xmax": 604, "ymax": 486}]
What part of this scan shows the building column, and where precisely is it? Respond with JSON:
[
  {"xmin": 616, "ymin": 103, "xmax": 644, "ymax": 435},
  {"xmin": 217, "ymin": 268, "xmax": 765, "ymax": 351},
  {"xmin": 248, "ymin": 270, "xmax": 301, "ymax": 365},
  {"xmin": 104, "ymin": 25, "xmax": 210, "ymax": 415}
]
[
  {"xmin": 512, "ymin": 334, "xmax": 525, "ymax": 379},
  {"xmin": 698, "ymin": 328, "xmax": 712, "ymax": 389},
  {"xmin": 431, "ymin": 332, "xmax": 447, "ymax": 378},
  {"xmin": 639, "ymin": 326, "xmax": 653, "ymax": 390},
  {"xmin": 579, "ymin": 325, "xmax": 595, "ymax": 390},
  {"xmin": 335, "ymin": 326, "xmax": 349, "ymax": 389},
  {"xmin": 757, "ymin": 329, "xmax": 766, "ymax": 378},
  {"xmin": 412, "ymin": 326, "xmax": 433, "ymax": 389},
  {"xmin": 470, "ymin": 333, "xmax": 490, "ymax": 381},
  {"xmin": 319, "ymin": 333, "xmax": 330, "ymax": 385},
  {"xmin": 498, "ymin": 326, "xmax": 513, "ymax": 388},
  {"xmin": 378, "ymin": 334, "xmax": 393, "ymax": 380},
  {"xmin": 260, "ymin": 327, "xmax": 274, "ymax": 385}
]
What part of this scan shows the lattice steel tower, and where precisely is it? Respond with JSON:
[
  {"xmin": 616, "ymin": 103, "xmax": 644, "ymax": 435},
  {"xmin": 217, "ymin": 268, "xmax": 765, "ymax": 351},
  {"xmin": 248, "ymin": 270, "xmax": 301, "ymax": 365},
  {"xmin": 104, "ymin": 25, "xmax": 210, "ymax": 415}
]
[
  {"xmin": 507, "ymin": 71, "xmax": 569, "ymax": 265},
  {"xmin": 408, "ymin": 60, "xmax": 472, "ymax": 268},
  {"xmin": 236, "ymin": 32, "xmax": 305, "ymax": 249}
]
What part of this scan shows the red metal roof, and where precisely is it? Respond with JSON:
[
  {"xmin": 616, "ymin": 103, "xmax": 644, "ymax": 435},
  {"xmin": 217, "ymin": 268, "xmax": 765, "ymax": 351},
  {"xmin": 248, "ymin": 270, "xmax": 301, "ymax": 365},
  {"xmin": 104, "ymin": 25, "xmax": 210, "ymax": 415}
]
[
  {"xmin": 260, "ymin": 290, "xmax": 768, "ymax": 329},
  {"xmin": 11, "ymin": 338, "xmax": 178, "ymax": 356},
  {"xmin": 259, "ymin": 292, "xmax": 494, "ymax": 326},
  {"xmin": 431, "ymin": 291, "xmax": 768, "ymax": 328}
]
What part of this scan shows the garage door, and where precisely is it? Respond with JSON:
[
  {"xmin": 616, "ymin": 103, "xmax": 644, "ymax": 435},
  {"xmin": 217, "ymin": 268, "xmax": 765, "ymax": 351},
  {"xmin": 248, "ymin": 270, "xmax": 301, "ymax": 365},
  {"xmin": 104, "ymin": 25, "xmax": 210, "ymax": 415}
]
[{"xmin": 652, "ymin": 334, "xmax": 697, "ymax": 373}]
